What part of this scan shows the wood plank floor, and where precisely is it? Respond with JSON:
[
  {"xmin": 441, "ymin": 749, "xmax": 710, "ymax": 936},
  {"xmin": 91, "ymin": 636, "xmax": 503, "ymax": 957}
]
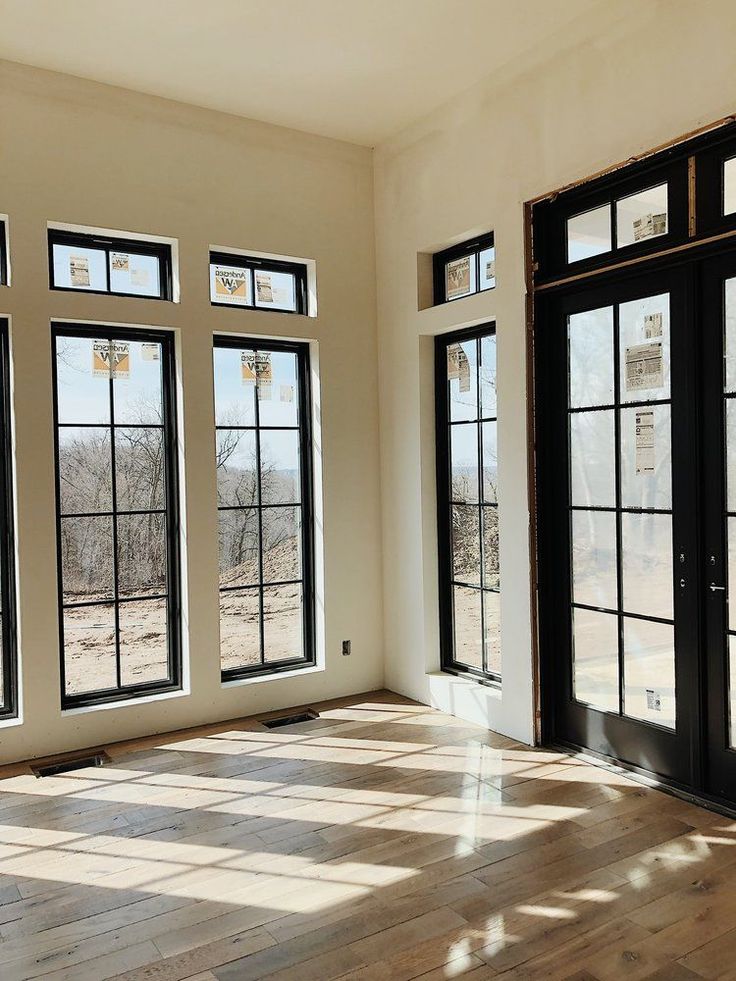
[{"xmin": 0, "ymin": 691, "xmax": 734, "ymax": 980}]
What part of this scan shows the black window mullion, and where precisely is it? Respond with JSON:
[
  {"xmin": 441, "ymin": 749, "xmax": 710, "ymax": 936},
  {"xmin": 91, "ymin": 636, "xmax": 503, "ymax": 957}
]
[
  {"xmin": 613, "ymin": 304, "xmax": 625, "ymax": 716},
  {"xmin": 0, "ymin": 322, "xmax": 16, "ymax": 718},
  {"xmin": 253, "ymin": 360, "xmax": 266, "ymax": 666},
  {"xmin": 476, "ymin": 338, "xmax": 487, "ymax": 674},
  {"xmin": 108, "ymin": 343, "xmax": 122, "ymax": 691}
]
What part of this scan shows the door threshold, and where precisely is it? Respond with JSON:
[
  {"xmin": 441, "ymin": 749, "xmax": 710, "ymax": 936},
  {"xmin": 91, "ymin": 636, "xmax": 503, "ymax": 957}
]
[{"xmin": 551, "ymin": 739, "xmax": 736, "ymax": 821}]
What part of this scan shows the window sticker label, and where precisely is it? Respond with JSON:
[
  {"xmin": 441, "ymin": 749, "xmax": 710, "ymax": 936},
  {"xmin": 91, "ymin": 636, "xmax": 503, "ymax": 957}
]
[
  {"xmin": 646, "ymin": 688, "xmax": 662, "ymax": 712},
  {"xmin": 142, "ymin": 343, "xmax": 160, "ymax": 362},
  {"xmin": 446, "ymin": 256, "xmax": 470, "ymax": 300},
  {"xmin": 280, "ymin": 384, "xmax": 294, "ymax": 403},
  {"xmin": 214, "ymin": 265, "xmax": 248, "ymax": 304},
  {"xmin": 131, "ymin": 265, "xmax": 150, "ymax": 288},
  {"xmin": 633, "ymin": 212, "xmax": 667, "ymax": 242},
  {"xmin": 70, "ymin": 255, "xmax": 90, "ymax": 287},
  {"xmin": 625, "ymin": 341, "xmax": 664, "ymax": 392},
  {"xmin": 447, "ymin": 343, "xmax": 463, "ymax": 380},
  {"xmin": 92, "ymin": 340, "xmax": 130, "ymax": 379},
  {"xmin": 485, "ymin": 258, "xmax": 496, "ymax": 280},
  {"xmin": 635, "ymin": 409, "xmax": 655, "ymax": 475},
  {"xmin": 458, "ymin": 353, "xmax": 471, "ymax": 393},
  {"xmin": 257, "ymin": 381, "xmax": 272, "ymax": 401},
  {"xmin": 111, "ymin": 253, "xmax": 129, "ymax": 273},
  {"xmin": 644, "ymin": 312, "xmax": 663, "ymax": 338},
  {"xmin": 256, "ymin": 272, "xmax": 274, "ymax": 304},
  {"xmin": 241, "ymin": 351, "xmax": 272, "ymax": 385}
]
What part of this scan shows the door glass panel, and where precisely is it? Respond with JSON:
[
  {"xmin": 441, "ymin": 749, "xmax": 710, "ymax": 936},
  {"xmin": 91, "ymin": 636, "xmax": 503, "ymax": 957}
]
[
  {"xmin": 725, "ymin": 278, "xmax": 736, "ymax": 392},
  {"xmin": 567, "ymin": 205, "xmax": 611, "ymax": 263},
  {"xmin": 573, "ymin": 607, "xmax": 619, "ymax": 712},
  {"xmin": 728, "ymin": 517, "xmax": 736, "ymax": 633},
  {"xmin": 725, "ymin": 157, "xmax": 736, "ymax": 217},
  {"xmin": 616, "ymin": 183, "xmax": 668, "ymax": 248},
  {"xmin": 725, "ymin": 400, "xmax": 736, "ymax": 512},
  {"xmin": 569, "ymin": 410, "xmax": 615, "ymax": 507},
  {"xmin": 623, "ymin": 617, "xmax": 676, "ymax": 729},
  {"xmin": 571, "ymin": 510, "xmax": 617, "ymax": 609},
  {"xmin": 568, "ymin": 306, "xmax": 614, "ymax": 408},
  {"xmin": 730, "ymin": 636, "xmax": 736, "ymax": 749},
  {"xmin": 620, "ymin": 404, "xmax": 672, "ymax": 509},
  {"xmin": 621, "ymin": 513, "xmax": 673, "ymax": 620},
  {"xmin": 619, "ymin": 293, "xmax": 670, "ymax": 403}
]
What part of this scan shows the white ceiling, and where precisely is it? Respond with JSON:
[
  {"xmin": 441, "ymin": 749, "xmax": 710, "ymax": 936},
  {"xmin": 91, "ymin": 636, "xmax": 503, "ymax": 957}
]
[{"xmin": 0, "ymin": 0, "xmax": 607, "ymax": 146}]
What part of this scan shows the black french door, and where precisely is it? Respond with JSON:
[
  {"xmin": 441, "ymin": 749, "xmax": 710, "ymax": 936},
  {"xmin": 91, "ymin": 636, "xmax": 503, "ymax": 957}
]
[{"xmin": 539, "ymin": 252, "xmax": 736, "ymax": 802}]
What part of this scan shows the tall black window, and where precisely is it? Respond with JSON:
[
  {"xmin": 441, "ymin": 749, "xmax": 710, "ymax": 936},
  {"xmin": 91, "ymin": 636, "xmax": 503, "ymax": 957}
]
[
  {"xmin": 0, "ymin": 320, "xmax": 17, "ymax": 719},
  {"xmin": 48, "ymin": 229, "xmax": 173, "ymax": 300},
  {"xmin": 52, "ymin": 324, "xmax": 181, "ymax": 708},
  {"xmin": 436, "ymin": 324, "xmax": 500, "ymax": 681},
  {"xmin": 213, "ymin": 336, "xmax": 314, "ymax": 679}
]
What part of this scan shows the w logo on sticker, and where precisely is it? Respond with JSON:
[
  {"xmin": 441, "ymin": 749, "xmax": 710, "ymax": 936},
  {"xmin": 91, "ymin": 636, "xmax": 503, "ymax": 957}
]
[{"xmin": 216, "ymin": 269, "xmax": 247, "ymax": 297}]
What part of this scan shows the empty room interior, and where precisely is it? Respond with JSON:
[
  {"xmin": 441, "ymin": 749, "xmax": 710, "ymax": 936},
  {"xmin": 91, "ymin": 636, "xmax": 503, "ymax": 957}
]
[{"xmin": 2, "ymin": 0, "xmax": 736, "ymax": 978}]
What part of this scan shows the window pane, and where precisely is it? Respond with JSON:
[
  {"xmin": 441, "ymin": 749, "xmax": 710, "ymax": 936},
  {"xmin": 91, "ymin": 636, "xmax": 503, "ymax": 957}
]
[
  {"xmin": 52, "ymin": 243, "xmax": 107, "ymax": 291},
  {"xmin": 58, "ymin": 427, "xmax": 112, "ymax": 515},
  {"xmin": 257, "ymin": 351, "xmax": 299, "ymax": 427},
  {"xmin": 569, "ymin": 410, "xmax": 615, "ymax": 507},
  {"xmin": 264, "ymin": 584, "xmax": 303, "ymax": 662},
  {"xmin": 620, "ymin": 404, "xmax": 671, "ymax": 510},
  {"xmin": 63, "ymin": 604, "xmax": 117, "ymax": 695},
  {"xmin": 220, "ymin": 589, "xmax": 261, "ymax": 671},
  {"xmin": 213, "ymin": 347, "xmax": 257, "ymax": 427},
  {"xmin": 725, "ymin": 158, "xmax": 736, "ymax": 217},
  {"xmin": 623, "ymin": 618, "xmax": 676, "ymax": 729},
  {"xmin": 726, "ymin": 400, "xmax": 736, "ymax": 513},
  {"xmin": 484, "ymin": 590, "xmax": 500, "ymax": 676},
  {"xmin": 571, "ymin": 510, "xmax": 617, "ymax": 610},
  {"xmin": 109, "ymin": 251, "xmax": 161, "ymax": 298},
  {"xmin": 211, "ymin": 262, "xmax": 252, "ymax": 306},
  {"xmin": 450, "ymin": 424, "xmax": 478, "ymax": 502},
  {"xmin": 724, "ymin": 277, "xmax": 736, "ymax": 393},
  {"xmin": 119, "ymin": 599, "xmax": 168, "ymax": 686},
  {"xmin": 568, "ymin": 306, "xmax": 614, "ymax": 408},
  {"xmin": 482, "ymin": 507, "xmax": 499, "ymax": 589},
  {"xmin": 115, "ymin": 428, "xmax": 165, "ymax": 511},
  {"xmin": 56, "ymin": 336, "xmax": 111, "ymax": 425},
  {"xmin": 254, "ymin": 270, "xmax": 297, "ymax": 311},
  {"xmin": 452, "ymin": 505, "xmax": 480, "ymax": 586},
  {"xmin": 112, "ymin": 341, "xmax": 164, "ymax": 424},
  {"xmin": 445, "ymin": 254, "xmax": 476, "ymax": 301},
  {"xmin": 567, "ymin": 205, "xmax": 611, "ymax": 263},
  {"xmin": 117, "ymin": 513, "xmax": 167, "ymax": 597},
  {"xmin": 448, "ymin": 339, "xmax": 478, "ymax": 422},
  {"xmin": 619, "ymin": 293, "xmax": 670, "ymax": 404},
  {"xmin": 728, "ymin": 517, "xmax": 736, "ymax": 634},
  {"xmin": 260, "ymin": 430, "xmax": 300, "ymax": 505},
  {"xmin": 479, "ymin": 247, "xmax": 495, "ymax": 290},
  {"xmin": 621, "ymin": 513, "xmax": 673, "ymax": 620},
  {"xmin": 482, "ymin": 422, "xmax": 498, "ymax": 503},
  {"xmin": 480, "ymin": 333, "xmax": 497, "ymax": 417},
  {"xmin": 61, "ymin": 516, "xmax": 114, "ymax": 603},
  {"xmin": 262, "ymin": 506, "xmax": 301, "ymax": 583},
  {"xmin": 219, "ymin": 508, "xmax": 259, "ymax": 588},
  {"xmin": 216, "ymin": 430, "xmax": 257, "ymax": 508},
  {"xmin": 616, "ymin": 183, "xmax": 668, "ymax": 248},
  {"xmin": 453, "ymin": 586, "xmax": 482, "ymax": 669},
  {"xmin": 730, "ymin": 636, "xmax": 736, "ymax": 749},
  {"xmin": 573, "ymin": 607, "xmax": 619, "ymax": 712}
]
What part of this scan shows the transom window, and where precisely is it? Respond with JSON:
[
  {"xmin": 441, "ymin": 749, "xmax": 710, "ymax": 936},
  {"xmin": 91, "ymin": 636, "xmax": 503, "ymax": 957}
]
[
  {"xmin": 213, "ymin": 335, "xmax": 314, "ymax": 679},
  {"xmin": 433, "ymin": 233, "xmax": 495, "ymax": 305},
  {"xmin": 210, "ymin": 251, "xmax": 308, "ymax": 315},
  {"xmin": 436, "ymin": 324, "xmax": 500, "ymax": 681},
  {"xmin": 49, "ymin": 228, "xmax": 173, "ymax": 300},
  {"xmin": 52, "ymin": 325, "xmax": 181, "ymax": 708},
  {"xmin": 0, "ymin": 320, "xmax": 17, "ymax": 719}
]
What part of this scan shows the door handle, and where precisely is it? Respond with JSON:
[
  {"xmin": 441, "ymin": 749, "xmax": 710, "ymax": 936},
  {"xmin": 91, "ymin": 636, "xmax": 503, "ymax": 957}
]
[{"xmin": 709, "ymin": 583, "xmax": 726, "ymax": 592}]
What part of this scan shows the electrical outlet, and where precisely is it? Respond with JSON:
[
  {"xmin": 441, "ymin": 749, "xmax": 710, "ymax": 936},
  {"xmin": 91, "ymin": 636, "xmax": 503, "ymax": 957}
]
[{"xmin": 342, "ymin": 640, "xmax": 351, "ymax": 656}]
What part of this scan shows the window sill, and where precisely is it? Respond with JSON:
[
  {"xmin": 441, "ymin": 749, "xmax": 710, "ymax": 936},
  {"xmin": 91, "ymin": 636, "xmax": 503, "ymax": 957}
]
[
  {"xmin": 221, "ymin": 662, "xmax": 324, "ymax": 689},
  {"xmin": 428, "ymin": 669, "xmax": 502, "ymax": 695},
  {"xmin": 61, "ymin": 685, "xmax": 189, "ymax": 717},
  {"xmin": 0, "ymin": 714, "xmax": 23, "ymax": 730}
]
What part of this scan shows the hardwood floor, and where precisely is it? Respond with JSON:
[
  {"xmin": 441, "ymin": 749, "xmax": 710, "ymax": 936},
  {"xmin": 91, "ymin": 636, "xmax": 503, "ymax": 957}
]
[{"xmin": 0, "ymin": 691, "xmax": 734, "ymax": 980}]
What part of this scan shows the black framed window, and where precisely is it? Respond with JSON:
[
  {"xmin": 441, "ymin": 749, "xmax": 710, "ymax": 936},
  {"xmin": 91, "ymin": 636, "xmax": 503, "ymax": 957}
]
[
  {"xmin": 0, "ymin": 320, "xmax": 17, "ymax": 720},
  {"xmin": 48, "ymin": 229, "xmax": 173, "ymax": 300},
  {"xmin": 213, "ymin": 335, "xmax": 314, "ymax": 679},
  {"xmin": 52, "ymin": 324, "xmax": 181, "ymax": 708},
  {"xmin": 0, "ymin": 220, "xmax": 8, "ymax": 287},
  {"xmin": 210, "ymin": 252, "xmax": 308, "ymax": 315},
  {"xmin": 433, "ymin": 233, "xmax": 495, "ymax": 306},
  {"xmin": 436, "ymin": 323, "xmax": 500, "ymax": 681}
]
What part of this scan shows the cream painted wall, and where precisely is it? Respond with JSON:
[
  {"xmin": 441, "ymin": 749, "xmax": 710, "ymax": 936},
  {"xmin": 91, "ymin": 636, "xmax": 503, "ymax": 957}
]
[
  {"xmin": 0, "ymin": 60, "xmax": 383, "ymax": 763},
  {"xmin": 373, "ymin": 0, "xmax": 736, "ymax": 743}
]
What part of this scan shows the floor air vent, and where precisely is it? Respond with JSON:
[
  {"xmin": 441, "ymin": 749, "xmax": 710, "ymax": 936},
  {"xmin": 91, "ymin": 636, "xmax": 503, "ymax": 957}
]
[
  {"xmin": 261, "ymin": 709, "xmax": 319, "ymax": 729},
  {"xmin": 32, "ymin": 751, "xmax": 110, "ymax": 777}
]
